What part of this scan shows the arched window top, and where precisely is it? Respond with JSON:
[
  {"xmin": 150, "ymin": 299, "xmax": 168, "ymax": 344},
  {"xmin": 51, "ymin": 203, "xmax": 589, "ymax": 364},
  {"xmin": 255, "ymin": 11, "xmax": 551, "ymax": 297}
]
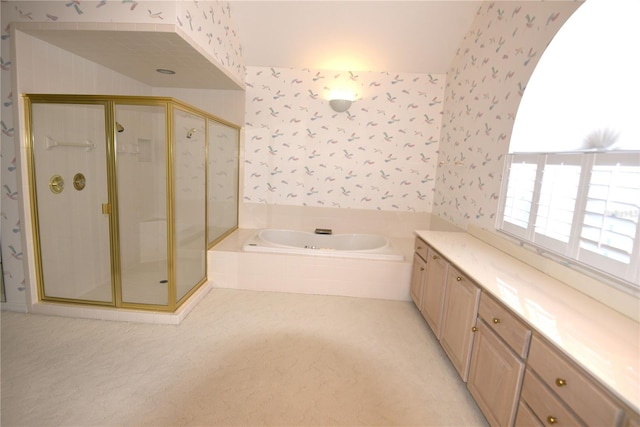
[{"xmin": 511, "ymin": 0, "xmax": 640, "ymax": 153}]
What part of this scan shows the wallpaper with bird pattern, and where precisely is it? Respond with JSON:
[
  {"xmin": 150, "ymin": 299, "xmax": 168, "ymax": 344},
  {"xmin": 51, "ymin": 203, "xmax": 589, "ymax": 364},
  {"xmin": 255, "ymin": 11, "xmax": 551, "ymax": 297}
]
[
  {"xmin": 434, "ymin": 1, "xmax": 582, "ymax": 230},
  {"xmin": 0, "ymin": 0, "xmax": 244, "ymax": 307},
  {"xmin": 243, "ymin": 68, "xmax": 445, "ymax": 211},
  {"xmin": 243, "ymin": 1, "xmax": 581, "ymax": 222}
]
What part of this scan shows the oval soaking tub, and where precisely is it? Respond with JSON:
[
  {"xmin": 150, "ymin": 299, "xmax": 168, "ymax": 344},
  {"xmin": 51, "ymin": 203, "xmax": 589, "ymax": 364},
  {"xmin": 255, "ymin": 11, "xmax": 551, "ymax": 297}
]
[{"xmin": 242, "ymin": 229, "xmax": 405, "ymax": 261}]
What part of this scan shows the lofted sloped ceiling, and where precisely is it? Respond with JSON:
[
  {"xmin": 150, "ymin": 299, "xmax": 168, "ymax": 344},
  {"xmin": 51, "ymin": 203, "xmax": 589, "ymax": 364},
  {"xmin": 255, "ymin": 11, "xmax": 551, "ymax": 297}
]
[
  {"xmin": 19, "ymin": 28, "xmax": 243, "ymax": 90},
  {"xmin": 229, "ymin": 1, "xmax": 480, "ymax": 73}
]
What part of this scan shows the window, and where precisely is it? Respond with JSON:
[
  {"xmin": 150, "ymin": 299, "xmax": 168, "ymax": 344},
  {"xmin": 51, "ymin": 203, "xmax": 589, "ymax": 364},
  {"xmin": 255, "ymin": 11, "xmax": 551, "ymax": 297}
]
[
  {"xmin": 502, "ymin": 0, "xmax": 640, "ymax": 293},
  {"xmin": 498, "ymin": 152, "xmax": 640, "ymax": 290}
]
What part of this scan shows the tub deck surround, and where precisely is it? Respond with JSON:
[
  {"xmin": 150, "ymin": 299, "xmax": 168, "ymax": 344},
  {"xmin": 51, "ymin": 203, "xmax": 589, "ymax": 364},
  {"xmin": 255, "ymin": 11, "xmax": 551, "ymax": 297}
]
[
  {"xmin": 415, "ymin": 230, "xmax": 640, "ymax": 414},
  {"xmin": 209, "ymin": 229, "xmax": 414, "ymax": 301}
]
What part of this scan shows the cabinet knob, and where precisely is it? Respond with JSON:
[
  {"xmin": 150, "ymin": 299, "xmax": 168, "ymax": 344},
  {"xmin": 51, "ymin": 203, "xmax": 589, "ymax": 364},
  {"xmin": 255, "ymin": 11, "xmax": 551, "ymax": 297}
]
[
  {"xmin": 417, "ymin": 246, "xmax": 423, "ymax": 250},
  {"xmin": 547, "ymin": 416, "xmax": 558, "ymax": 425},
  {"xmin": 456, "ymin": 276, "xmax": 462, "ymax": 281},
  {"xmin": 420, "ymin": 267, "xmax": 425, "ymax": 271},
  {"xmin": 492, "ymin": 317, "xmax": 500, "ymax": 324},
  {"xmin": 432, "ymin": 255, "xmax": 438, "ymax": 260},
  {"xmin": 471, "ymin": 326, "xmax": 478, "ymax": 332},
  {"xmin": 555, "ymin": 378, "xmax": 567, "ymax": 387}
]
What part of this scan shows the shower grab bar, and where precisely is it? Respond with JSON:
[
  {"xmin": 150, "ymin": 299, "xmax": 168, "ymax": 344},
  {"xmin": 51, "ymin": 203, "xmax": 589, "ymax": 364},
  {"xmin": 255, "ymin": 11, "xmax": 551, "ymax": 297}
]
[{"xmin": 46, "ymin": 136, "xmax": 95, "ymax": 151}]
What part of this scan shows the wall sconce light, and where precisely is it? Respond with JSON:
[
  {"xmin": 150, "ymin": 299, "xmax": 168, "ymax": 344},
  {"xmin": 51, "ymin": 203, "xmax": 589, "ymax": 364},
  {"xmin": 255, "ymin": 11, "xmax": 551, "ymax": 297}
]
[{"xmin": 329, "ymin": 99, "xmax": 352, "ymax": 113}]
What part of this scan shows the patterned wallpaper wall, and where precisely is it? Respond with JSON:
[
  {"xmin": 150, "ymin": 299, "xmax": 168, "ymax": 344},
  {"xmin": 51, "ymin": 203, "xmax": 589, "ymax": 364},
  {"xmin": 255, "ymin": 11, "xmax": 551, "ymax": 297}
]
[
  {"xmin": 244, "ymin": 68, "xmax": 445, "ymax": 212},
  {"xmin": 0, "ymin": 0, "xmax": 583, "ymax": 308},
  {"xmin": 0, "ymin": 0, "xmax": 243, "ymax": 307},
  {"xmin": 433, "ymin": 1, "xmax": 582, "ymax": 230}
]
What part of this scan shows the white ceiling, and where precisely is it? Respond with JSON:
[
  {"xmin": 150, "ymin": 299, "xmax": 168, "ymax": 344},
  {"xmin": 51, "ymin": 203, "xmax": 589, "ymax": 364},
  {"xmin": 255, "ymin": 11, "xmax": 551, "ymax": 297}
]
[
  {"xmin": 229, "ymin": 1, "xmax": 480, "ymax": 73},
  {"xmin": 20, "ymin": 1, "xmax": 480, "ymax": 90}
]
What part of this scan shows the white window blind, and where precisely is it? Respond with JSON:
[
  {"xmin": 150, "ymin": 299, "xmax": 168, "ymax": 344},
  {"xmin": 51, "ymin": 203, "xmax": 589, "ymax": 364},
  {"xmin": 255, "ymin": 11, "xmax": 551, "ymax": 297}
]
[
  {"xmin": 534, "ymin": 156, "xmax": 581, "ymax": 248},
  {"xmin": 502, "ymin": 157, "xmax": 537, "ymax": 230},
  {"xmin": 578, "ymin": 155, "xmax": 640, "ymax": 275},
  {"xmin": 498, "ymin": 152, "xmax": 640, "ymax": 290}
]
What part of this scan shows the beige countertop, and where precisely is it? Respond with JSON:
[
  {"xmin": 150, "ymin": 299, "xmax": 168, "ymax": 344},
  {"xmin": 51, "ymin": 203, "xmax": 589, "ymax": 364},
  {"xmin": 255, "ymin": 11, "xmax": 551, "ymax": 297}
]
[{"xmin": 415, "ymin": 230, "xmax": 640, "ymax": 414}]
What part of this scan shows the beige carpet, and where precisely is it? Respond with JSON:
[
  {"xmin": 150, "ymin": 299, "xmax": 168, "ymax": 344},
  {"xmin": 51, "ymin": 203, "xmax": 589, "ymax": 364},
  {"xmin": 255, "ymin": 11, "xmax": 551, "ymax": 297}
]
[{"xmin": 1, "ymin": 289, "xmax": 488, "ymax": 426}]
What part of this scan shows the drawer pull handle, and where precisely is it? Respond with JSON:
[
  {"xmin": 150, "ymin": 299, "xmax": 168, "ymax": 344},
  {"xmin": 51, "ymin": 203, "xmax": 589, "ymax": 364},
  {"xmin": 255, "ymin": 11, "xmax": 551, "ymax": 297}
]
[
  {"xmin": 555, "ymin": 378, "xmax": 567, "ymax": 387},
  {"xmin": 432, "ymin": 255, "xmax": 438, "ymax": 260},
  {"xmin": 471, "ymin": 326, "xmax": 478, "ymax": 332},
  {"xmin": 492, "ymin": 318, "xmax": 500, "ymax": 324},
  {"xmin": 420, "ymin": 267, "xmax": 425, "ymax": 271},
  {"xmin": 547, "ymin": 416, "xmax": 558, "ymax": 425},
  {"xmin": 417, "ymin": 246, "xmax": 423, "ymax": 250},
  {"xmin": 456, "ymin": 276, "xmax": 462, "ymax": 281}
]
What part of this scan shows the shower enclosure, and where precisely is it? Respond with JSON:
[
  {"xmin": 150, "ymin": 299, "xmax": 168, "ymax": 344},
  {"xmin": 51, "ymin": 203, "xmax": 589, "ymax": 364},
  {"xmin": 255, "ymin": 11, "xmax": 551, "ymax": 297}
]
[{"xmin": 24, "ymin": 95, "xmax": 239, "ymax": 312}]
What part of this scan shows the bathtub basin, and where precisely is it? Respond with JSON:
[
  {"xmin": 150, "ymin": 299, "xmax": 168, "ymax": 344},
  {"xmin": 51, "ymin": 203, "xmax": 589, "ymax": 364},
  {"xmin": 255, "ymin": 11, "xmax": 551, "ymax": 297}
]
[{"xmin": 242, "ymin": 229, "xmax": 404, "ymax": 261}]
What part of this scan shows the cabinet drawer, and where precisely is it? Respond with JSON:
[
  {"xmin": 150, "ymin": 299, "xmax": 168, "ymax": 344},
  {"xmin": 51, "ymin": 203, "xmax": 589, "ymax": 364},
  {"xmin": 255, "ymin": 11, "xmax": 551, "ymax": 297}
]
[
  {"xmin": 528, "ymin": 335, "xmax": 623, "ymax": 426},
  {"xmin": 521, "ymin": 369, "xmax": 583, "ymax": 427},
  {"xmin": 515, "ymin": 400, "xmax": 543, "ymax": 427},
  {"xmin": 414, "ymin": 238, "xmax": 428, "ymax": 260},
  {"xmin": 478, "ymin": 291, "xmax": 531, "ymax": 358}
]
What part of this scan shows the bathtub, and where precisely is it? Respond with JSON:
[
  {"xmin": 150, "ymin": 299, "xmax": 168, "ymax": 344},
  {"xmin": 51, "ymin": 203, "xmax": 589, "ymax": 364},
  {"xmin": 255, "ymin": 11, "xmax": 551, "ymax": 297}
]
[
  {"xmin": 242, "ymin": 229, "xmax": 405, "ymax": 261},
  {"xmin": 210, "ymin": 228, "xmax": 413, "ymax": 301}
]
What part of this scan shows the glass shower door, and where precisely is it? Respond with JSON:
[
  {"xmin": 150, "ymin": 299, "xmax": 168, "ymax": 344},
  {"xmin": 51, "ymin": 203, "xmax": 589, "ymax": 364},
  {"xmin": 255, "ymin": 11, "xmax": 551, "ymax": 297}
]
[
  {"xmin": 208, "ymin": 119, "xmax": 239, "ymax": 245},
  {"xmin": 173, "ymin": 107, "xmax": 207, "ymax": 302},
  {"xmin": 115, "ymin": 104, "xmax": 169, "ymax": 307},
  {"xmin": 30, "ymin": 102, "xmax": 113, "ymax": 303}
]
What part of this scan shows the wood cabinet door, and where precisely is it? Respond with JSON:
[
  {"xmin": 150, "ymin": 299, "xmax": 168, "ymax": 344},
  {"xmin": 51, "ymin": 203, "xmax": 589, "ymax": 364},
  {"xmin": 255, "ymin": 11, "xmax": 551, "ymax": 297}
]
[
  {"xmin": 440, "ymin": 267, "xmax": 480, "ymax": 381},
  {"xmin": 410, "ymin": 252, "xmax": 426, "ymax": 307},
  {"xmin": 421, "ymin": 248, "xmax": 448, "ymax": 339},
  {"xmin": 468, "ymin": 318, "xmax": 525, "ymax": 427}
]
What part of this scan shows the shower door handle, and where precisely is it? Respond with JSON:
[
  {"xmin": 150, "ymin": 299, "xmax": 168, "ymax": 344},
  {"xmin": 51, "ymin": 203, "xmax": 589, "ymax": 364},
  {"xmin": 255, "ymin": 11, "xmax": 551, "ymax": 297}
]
[{"xmin": 101, "ymin": 203, "xmax": 111, "ymax": 215}]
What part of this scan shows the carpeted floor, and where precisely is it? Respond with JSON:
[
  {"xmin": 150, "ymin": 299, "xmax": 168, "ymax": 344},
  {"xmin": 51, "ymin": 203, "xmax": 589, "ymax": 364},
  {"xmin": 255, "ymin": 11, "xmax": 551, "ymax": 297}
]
[{"xmin": 1, "ymin": 289, "xmax": 488, "ymax": 426}]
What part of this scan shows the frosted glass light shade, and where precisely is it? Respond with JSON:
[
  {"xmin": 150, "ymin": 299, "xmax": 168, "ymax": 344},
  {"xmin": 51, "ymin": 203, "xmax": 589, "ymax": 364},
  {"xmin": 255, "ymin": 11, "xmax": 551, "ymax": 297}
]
[{"xmin": 329, "ymin": 99, "xmax": 352, "ymax": 113}]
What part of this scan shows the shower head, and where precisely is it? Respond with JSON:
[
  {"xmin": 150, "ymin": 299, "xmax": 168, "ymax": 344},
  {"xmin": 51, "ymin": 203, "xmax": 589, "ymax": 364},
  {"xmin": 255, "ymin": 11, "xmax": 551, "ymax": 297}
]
[
  {"xmin": 116, "ymin": 122, "xmax": 124, "ymax": 133},
  {"xmin": 186, "ymin": 128, "xmax": 196, "ymax": 139}
]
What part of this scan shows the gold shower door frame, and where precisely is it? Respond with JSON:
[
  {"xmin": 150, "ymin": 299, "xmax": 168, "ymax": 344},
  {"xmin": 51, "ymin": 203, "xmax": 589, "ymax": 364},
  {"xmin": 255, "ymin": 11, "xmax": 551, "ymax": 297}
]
[
  {"xmin": 24, "ymin": 94, "xmax": 238, "ymax": 312},
  {"xmin": 26, "ymin": 96, "xmax": 117, "ymax": 307}
]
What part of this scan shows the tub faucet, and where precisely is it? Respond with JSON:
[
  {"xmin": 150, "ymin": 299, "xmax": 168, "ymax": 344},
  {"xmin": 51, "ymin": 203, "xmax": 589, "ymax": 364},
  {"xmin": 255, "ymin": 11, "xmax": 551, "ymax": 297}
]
[{"xmin": 315, "ymin": 228, "xmax": 332, "ymax": 235}]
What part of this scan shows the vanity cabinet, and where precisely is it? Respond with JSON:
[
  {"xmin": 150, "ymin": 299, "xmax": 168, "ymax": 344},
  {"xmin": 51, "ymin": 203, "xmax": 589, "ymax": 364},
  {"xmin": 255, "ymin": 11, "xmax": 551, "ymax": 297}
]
[
  {"xmin": 410, "ymin": 238, "xmax": 429, "ymax": 307},
  {"xmin": 410, "ymin": 238, "xmax": 448, "ymax": 339},
  {"xmin": 518, "ymin": 334, "xmax": 624, "ymax": 426},
  {"xmin": 516, "ymin": 401, "xmax": 543, "ymax": 427},
  {"xmin": 410, "ymin": 238, "xmax": 480, "ymax": 381},
  {"xmin": 421, "ymin": 247, "xmax": 448, "ymax": 338},
  {"xmin": 468, "ymin": 292, "xmax": 531, "ymax": 426},
  {"xmin": 625, "ymin": 413, "xmax": 640, "ymax": 427},
  {"xmin": 410, "ymin": 252, "xmax": 427, "ymax": 307},
  {"xmin": 439, "ymin": 266, "xmax": 481, "ymax": 381},
  {"xmin": 412, "ymin": 233, "xmax": 639, "ymax": 427}
]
